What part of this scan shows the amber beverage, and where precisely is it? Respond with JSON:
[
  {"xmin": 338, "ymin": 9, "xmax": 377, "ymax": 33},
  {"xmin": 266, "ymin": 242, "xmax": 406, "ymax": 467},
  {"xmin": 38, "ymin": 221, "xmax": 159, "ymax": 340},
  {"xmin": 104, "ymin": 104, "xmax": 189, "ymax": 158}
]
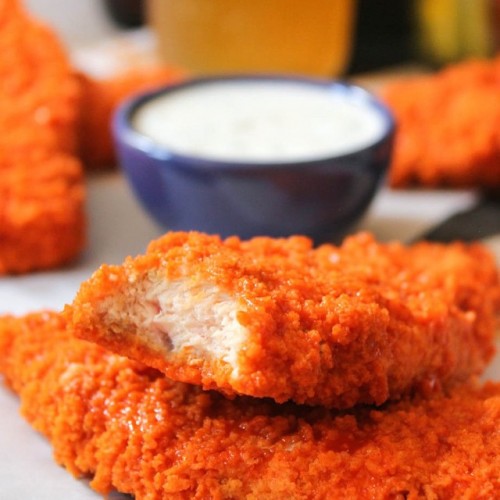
[{"xmin": 148, "ymin": 0, "xmax": 356, "ymax": 77}]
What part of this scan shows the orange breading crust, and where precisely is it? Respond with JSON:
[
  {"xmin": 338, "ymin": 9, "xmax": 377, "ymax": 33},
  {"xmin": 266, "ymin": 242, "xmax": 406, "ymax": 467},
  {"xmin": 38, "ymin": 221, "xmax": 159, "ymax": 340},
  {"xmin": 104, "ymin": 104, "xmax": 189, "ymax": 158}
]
[
  {"xmin": 78, "ymin": 67, "xmax": 186, "ymax": 169},
  {"xmin": 383, "ymin": 56, "xmax": 500, "ymax": 188},
  {"xmin": 0, "ymin": 0, "xmax": 85, "ymax": 274},
  {"xmin": 67, "ymin": 231, "xmax": 500, "ymax": 408},
  {"xmin": 0, "ymin": 311, "xmax": 499, "ymax": 499}
]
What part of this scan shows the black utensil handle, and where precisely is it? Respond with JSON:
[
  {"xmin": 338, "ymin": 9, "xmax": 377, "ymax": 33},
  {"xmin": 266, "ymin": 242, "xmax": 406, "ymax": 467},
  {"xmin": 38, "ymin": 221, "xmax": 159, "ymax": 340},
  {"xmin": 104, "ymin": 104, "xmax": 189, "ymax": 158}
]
[{"xmin": 419, "ymin": 198, "xmax": 500, "ymax": 242}]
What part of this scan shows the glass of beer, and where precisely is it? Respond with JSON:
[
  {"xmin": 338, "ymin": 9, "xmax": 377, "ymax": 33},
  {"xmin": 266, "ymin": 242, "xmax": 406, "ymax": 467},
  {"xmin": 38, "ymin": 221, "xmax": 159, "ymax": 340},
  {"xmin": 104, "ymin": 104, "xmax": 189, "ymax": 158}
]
[{"xmin": 148, "ymin": 0, "xmax": 356, "ymax": 78}]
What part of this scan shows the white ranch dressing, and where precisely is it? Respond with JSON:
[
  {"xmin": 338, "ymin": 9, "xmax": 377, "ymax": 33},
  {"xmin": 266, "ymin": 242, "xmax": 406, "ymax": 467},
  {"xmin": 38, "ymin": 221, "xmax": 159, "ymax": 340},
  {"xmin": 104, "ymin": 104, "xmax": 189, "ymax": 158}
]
[{"xmin": 132, "ymin": 81, "xmax": 387, "ymax": 162}]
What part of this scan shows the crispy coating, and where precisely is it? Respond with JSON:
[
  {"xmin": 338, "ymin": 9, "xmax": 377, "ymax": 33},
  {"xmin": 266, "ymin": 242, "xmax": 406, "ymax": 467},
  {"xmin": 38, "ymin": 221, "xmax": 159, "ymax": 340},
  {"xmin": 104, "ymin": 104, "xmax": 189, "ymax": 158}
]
[
  {"xmin": 67, "ymin": 231, "xmax": 500, "ymax": 408},
  {"xmin": 383, "ymin": 56, "xmax": 500, "ymax": 188},
  {"xmin": 78, "ymin": 67, "xmax": 185, "ymax": 169},
  {"xmin": 0, "ymin": 311, "xmax": 499, "ymax": 499},
  {"xmin": 0, "ymin": 0, "xmax": 85, "ymax": 274}
]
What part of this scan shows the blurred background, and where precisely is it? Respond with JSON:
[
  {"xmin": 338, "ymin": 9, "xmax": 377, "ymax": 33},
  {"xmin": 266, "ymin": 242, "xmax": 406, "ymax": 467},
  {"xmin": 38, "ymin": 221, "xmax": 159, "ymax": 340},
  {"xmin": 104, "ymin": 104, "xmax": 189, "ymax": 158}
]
[{"xmin": 24, "ymin": 0, "xmax": 500, "ymax": 76}]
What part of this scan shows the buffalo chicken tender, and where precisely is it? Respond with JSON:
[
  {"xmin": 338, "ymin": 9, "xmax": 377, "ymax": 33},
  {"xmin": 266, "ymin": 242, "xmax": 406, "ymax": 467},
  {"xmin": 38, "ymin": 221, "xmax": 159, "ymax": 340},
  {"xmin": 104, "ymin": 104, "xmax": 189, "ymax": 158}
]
[
  {"xmin": 383, "ymin": 56, "xmax": 500, "ymax": 188},
  {"xmin": 0, "ymin": 312, "xmax": 499, "ymax": 499},
  {"xmin": 78, "ymin": 66, "xmax": 185, "ymax": 169},
  {"xmin": 0, "ymin": 0, "xmax": 85, "ymax": 273},
  {"xmin": 67, "ymin": 232, "xmax": 499, "ymax": 408}
]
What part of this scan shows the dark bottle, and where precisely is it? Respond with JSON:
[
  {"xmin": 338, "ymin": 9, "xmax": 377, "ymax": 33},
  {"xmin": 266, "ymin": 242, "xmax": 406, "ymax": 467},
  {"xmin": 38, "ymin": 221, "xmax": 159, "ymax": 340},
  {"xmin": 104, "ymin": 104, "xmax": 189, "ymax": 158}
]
[
  {"xmin": 347, "ymin": 1, "xmax": 416, "ymax": 74},
  {"xmin": 103, "ymin": 0, "xmax": 145, "ymax": 28}
]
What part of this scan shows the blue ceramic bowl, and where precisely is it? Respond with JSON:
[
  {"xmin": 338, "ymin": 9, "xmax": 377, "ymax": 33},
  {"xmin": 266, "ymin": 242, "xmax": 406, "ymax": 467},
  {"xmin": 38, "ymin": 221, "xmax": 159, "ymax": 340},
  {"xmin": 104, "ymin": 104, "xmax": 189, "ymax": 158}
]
[{"xmin": 113, "ymin": 75, "xmax": 394, "ymax": 242}]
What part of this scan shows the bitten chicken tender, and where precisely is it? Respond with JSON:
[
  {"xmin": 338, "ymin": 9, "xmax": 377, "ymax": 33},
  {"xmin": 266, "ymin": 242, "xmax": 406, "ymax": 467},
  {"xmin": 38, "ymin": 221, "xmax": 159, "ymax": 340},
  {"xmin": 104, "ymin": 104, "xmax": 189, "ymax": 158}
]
[
  {"xmin": 0, "ymin": 0, "xmax": 85, "ymax": 274},
  {"xmin": 383, "ymin": 56, "xmax": 500, "ymax": 188},
  {"xmin": 0, "ymin": 312, "xmax": 499, "ymax": 499},
  {"xmin": 67, "ymin": 231, "xmax": 500, "ymax": 408}
]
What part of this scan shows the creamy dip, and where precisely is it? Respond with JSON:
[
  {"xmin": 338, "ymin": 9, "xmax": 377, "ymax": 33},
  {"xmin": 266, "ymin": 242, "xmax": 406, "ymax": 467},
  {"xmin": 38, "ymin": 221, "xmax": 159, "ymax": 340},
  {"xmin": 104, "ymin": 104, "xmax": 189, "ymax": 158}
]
[{"xmin": 132, "ymin": 80, "xmax": 388, "ymax": 162}]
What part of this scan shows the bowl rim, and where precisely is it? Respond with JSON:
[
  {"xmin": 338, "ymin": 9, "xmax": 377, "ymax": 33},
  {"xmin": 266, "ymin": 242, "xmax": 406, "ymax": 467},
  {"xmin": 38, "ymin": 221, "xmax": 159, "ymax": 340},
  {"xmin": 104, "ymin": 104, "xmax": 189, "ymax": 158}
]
[{"xmin": 113, "ymin": 74, "xmax": 395, "ymax": 172}]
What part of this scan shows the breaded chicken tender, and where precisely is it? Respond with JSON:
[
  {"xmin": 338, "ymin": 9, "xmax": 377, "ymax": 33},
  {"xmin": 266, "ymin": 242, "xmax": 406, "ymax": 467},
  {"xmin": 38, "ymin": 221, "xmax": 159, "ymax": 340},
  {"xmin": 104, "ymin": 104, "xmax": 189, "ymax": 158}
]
[
  {"xmin": 0, "ymin": 0, "xmax": 85, "ymax": 274},
  {"xmin": 383, "ymin": 56, "xmax": 500, "ymax": 188},
  {"xmin": 0, "ymin": 312, "xmax": 499, "ymax": 499},
  {"xmin": 67, "ymin": 232, "xmax": 500, "ymax": 408},
  {"xmin": 78, "ymin": 66, "xmax": 185, "ymax": 169}
]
